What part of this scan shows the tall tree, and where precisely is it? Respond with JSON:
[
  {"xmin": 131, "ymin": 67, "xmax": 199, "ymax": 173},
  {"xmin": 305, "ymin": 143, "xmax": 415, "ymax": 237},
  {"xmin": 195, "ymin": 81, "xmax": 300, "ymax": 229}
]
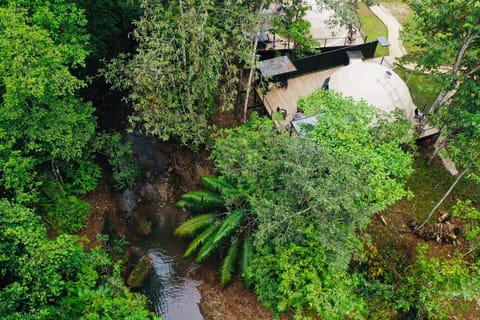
[
  {"xmin": 0, "ymin": 4, "xmax": 97, "ymax": 208},
  {"xmin": 72, "ymin": 0, "xmax": 142, "ymax": 60},
  {"xmin": 1, "ymin": 0, "xmax": 90, "ymax": 67},
  {"xmin": 403, "ymin": 0, "xmax": 480, "ymax": 115},
  {"xmin": 103, "ymin": 0, "xmax": 258, "ymax": 148},
  {"xmin": 210, "ymin": 90, "xmax": 414, "ymax": 317},
  {"xmin": 0, "ymin": 200, "xmax": 157, "ymax": 319},
  {"xmin": 395, "ymin": 244, "xmax": 480, "ymax": 319},
  {"xmin": 402, "ymin": 0, "xmax": 480, "ymax": 226}
]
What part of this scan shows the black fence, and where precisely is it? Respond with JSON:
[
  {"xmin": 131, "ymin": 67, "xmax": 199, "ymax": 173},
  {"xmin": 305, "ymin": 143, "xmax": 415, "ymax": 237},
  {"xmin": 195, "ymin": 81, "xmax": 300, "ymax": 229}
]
[{"xmin": 287, "ymin": 41, "xmax": 378, "ymax": 78}]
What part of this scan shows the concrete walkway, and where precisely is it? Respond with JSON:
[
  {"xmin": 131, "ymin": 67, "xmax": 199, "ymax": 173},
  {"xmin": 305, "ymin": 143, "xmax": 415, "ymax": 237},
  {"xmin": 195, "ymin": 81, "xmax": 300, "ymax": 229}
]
[{"xmin": 369, "ymin": 4, "xmax": 407, "ymax": 59}]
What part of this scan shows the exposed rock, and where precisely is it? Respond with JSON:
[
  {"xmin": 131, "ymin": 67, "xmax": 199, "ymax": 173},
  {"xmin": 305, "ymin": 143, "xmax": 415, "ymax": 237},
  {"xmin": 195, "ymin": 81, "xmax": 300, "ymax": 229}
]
[
  {"xmin": 140, "ymin": 183, "xmax": 160, "ymax": 201},
  {"xmin": 129, "ymin": 246, "xmax": 145, "ymax": 259},
  {"xmin": 127, "ymin": 255, "xmax": 152, "ymax": 289},
  {"xmin": 126, "ymin": 134, "xmax": 166, "ymax": 179},
  {"xmin": 121, "ymin": 183, "xmax": 161, "ymax": 229},
  {"xmin": 121, "ymin": 188, "xmax": 139, "ymax": 220}
]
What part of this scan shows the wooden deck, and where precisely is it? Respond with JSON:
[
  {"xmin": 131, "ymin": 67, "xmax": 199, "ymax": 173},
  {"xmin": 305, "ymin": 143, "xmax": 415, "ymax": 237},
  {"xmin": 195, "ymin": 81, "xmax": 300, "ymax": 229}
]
[
  {"xmin": 258, "ymin": 66, "xmax": 341, "ymax": 127},
  {"xmin": 258, "ymin": 57, "xmax": 392, "ymax": 127}
]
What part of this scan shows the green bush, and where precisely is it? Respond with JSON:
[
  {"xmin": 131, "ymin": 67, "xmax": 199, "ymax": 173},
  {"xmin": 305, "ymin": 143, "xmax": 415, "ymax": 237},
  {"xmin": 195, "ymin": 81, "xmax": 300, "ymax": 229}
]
[
  {"xmin": 0, "ymin": 200, "xmax": 157, "ymax": 319},
  {"xmin": 94, "ymin": 132, "xmax": 140, "ymax": 190},
  {"xmin": 44, "ymin": 192, "xmax": 90, "ymax": 234},
  {"xmin": 65, "ymin": 159, "xmax": 101, "ymax": 194},
  {"xmin": 248, "ymin": 226, "xmax": 366, "ymax": 319},
  {"xmin": 395, "ymin": 244, "xmax": 480, "ymax": 319}
]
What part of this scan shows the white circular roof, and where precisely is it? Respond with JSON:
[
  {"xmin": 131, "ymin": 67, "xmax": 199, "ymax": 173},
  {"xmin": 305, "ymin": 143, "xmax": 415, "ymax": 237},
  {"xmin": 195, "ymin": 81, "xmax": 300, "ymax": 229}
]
[{"xmin": 328, "ymin": 62, "xmax": 415, "ymax": 120}]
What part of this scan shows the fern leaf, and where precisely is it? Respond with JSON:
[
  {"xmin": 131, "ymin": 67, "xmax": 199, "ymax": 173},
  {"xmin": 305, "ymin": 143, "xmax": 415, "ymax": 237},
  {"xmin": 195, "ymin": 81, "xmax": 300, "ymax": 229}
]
[
  {"xmin": 202, "ymin": 176, "xmax": 246, "ymax": 200},
  {"xmin": 195, "ymin": 230, "xmax": 218, "ymax": 263},
  {"xmin": 183, "ymin": 224, "xmax": 217, "ymax": 258},
  {"xmin": 175, "ymin": 214, "xmax": 215, "ymax": 237},
  {"xmin": 176, "ymin": 190, "xmax": 224, "ymax": 212},
  {"xmin": 212, "ymin": 209, "xmax": 244, "ymax": 247},
  {"xmin": 220, "ymin": 241, "xmax": 239, "ymax": 287},
  {"xmin": 202, "ymin": 176, "xmax": 235, "ymax": 193},
  {"xmin": 241, "ymin": 236, "xmax": 254, "ymax": 288},
  {"xmin": 175, "ymin": 199, "xmax": 188, "ymax": 209}
]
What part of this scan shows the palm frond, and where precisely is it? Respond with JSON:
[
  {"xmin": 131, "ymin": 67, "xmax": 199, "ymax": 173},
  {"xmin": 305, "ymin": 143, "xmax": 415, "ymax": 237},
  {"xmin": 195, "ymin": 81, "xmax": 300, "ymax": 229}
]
[
  {"xmin": 174, "ymin": 213, "xmax": 215, "ymax": 236},
  {"xmin": 183, "ymin": 224, "xmax": 217, "ymax": 258},
  {"xmin": 220, "ymin": 240, "xmax": 239, "ymax": 287},
  {"xmin": 241, "ymin": 236, "xmax": 254, "ymax": 288},
  {"xmin": 176, "ymin": 190, "xmax": 224, "ymax": 212},
  {"xmin": 212, "ymin": 209, "xmax": 244, "ymax": 246}
]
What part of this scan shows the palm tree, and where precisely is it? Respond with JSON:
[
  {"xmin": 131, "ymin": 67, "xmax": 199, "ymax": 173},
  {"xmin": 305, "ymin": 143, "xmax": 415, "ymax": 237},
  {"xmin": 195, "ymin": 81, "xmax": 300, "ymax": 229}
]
[{"xmin": 175, "ymin": 176, "xmax": 254, "ymax": 287}]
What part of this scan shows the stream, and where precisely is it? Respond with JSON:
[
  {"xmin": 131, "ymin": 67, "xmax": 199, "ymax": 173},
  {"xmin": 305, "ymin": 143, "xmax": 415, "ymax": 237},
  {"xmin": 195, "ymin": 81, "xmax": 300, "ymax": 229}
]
[
  {"xmin": 118, "ymin": 135, "xmax": 204, "ymax": 320},
  {"xmin": 133, "ymin": 205, "xmax": 203, "ymax": 320}
]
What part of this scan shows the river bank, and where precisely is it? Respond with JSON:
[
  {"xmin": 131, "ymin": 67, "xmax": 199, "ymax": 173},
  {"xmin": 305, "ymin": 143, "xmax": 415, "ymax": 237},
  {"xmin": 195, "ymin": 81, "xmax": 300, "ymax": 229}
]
[{"xmin": 79, "ymin": 136, "xmax": 283, "ymax": 319}]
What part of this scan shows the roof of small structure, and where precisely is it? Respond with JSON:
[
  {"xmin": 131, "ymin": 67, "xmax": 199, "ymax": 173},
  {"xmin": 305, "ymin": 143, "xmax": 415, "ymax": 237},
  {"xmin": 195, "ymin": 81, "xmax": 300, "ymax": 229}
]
[{"xmin": 328, "ymin": 61, "xmax": 415, "ymax": 120}]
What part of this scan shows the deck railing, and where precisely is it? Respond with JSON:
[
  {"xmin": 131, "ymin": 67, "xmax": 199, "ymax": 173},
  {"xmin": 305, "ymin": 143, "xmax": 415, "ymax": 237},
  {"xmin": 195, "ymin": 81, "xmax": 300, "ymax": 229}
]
[{"xmin": 258, "ymin": 33, "xmax": 367, "ymax": 52}]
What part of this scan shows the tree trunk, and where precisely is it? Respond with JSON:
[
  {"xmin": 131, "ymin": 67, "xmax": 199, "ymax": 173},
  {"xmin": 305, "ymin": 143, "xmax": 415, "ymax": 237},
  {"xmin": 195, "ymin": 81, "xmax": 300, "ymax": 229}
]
[
  {"xmin": 415, "ymin": 167, "xmax": 469, "ymax": 231},
  {"xmin": 428, "ymin": 30, "xmax": 477, "ymax": 115},
  {"xmin": 243, "ymin": 6, "xmax": 263, "ymax": 122},
  {"xmin": 427, "ymin": 131, "xmax": 447, "ymax": 165}
]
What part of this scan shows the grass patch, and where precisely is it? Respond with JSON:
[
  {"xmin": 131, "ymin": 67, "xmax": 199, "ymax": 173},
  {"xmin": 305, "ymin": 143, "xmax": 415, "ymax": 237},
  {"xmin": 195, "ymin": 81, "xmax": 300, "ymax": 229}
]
[
  {"xmin": 402, "ymin": 155, "xmax": 480, "ymax": 218},
  {"xmin": 381, "ymin": 2, "xmax": 412, "ymax": 26},
  {"xmin": 394, "ymin": 67, "xmax": 442, "ymax": 112},
  {"xmin": 357, "ymin": 2, "xmax": 388, "ymax": 57},
  {"xmin": 386, "ymin": 155, "xmax": 480, "ymax": 229},
  {"xmin": 381, "ymin": 2, "xmax": 417, "ymax": 54},
  {"xmin": 372, "ymin": 152, "xmax": 480, "ymax": 260}
]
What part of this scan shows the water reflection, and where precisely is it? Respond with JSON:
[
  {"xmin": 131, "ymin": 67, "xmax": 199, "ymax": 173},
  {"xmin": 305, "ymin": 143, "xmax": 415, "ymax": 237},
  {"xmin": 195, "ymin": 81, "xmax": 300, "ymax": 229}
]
[
  {"xmin": 119, "ymin": 134, "xmax": 204, "ymax": 319},
  {"xmin": 135, "ymin": 205, "xmax": 203, "ymax": 320},
  {"xmin": 144, "ymin": 248, "xmax": 202, "ymax": 319}
]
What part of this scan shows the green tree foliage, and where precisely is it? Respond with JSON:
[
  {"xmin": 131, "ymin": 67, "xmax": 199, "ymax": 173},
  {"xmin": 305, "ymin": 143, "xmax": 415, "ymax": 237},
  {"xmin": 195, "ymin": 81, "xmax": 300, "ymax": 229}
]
[
  {"xmin": 211, "ymin": 91, "xmax": 413, "ymax": 317},
  {"xmin": 94, "ymin": 133, "xmax": 140, "ymax": 190},
  {"xmin": 41, "ymin": 183, "xmax": 91, "ymax": 233},
  {"xmin": 0, "ymin": 4, "xmax": 97, "ymax": 206},
  {"xmin": 103, "ymin": 0, "xmax": 257, "ymax": 148},
  {"xmin": 248, "ymin": 226, "xmax": 366, "ymax": 319},
  {"xmin": 321, "ymin": 0, "xmax": 361, "ymax": 36},
  {"xmin": 175, "ymin": 176, "xmax": 253, "ymax": 287},
  {"xmin": 73, "ymin": 0, "xmax": 142, "ymax": 60},
  {"xmin": 402, "ymin": 0, "xmax": 480, "ymax": 225},
  {"xmin": 213, "ymin": 96, "xmax": 413, "ymax": 249},
  {"xmin": 270, "ymin": 1, "xmax": 316, "ymax": 57},
  {"xmin": 0, "ymin": 200, "xmax": 157, "ymax": 319},
  {"xmin": 298, "ymin": 89, "xmax": 415, "ymax": 211},
  {"xmin": 0, "ymin": 2, "xmax": 157, "ymax": 318},
  {"xmin": 438, "ymin": 74, "xmax": 480, "ymax": 181},
  {"xmin": 452, "ymin": 199, "xmax": 480, "ymax": 256},
  {"xmin": 403, "ymin": 0, "xmax": 479, "ymax": 77},
  {"xmin": 1, "ymin": 0, "xmax": 90, "ymax": 67},
  {"xmin": 402, "ymin": 0, "xmax": 480, "ymax": 143},
  {"xmin": 395, "ymin": 244, "xmax": 480, "ymax": 319},
  {"xmin": 270, "ymin": 0, "xmax": 359, "ymax": 57}
]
